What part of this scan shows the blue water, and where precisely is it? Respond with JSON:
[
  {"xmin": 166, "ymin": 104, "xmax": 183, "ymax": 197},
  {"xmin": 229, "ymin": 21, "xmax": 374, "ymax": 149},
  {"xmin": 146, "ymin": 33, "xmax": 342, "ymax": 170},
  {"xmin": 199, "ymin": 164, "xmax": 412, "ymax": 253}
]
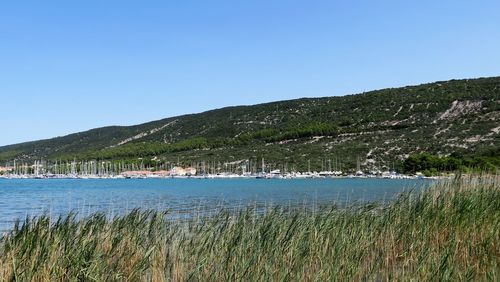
[{"xmin": 0, "ymin": 178, "xmax": 430, "ymax": 231}]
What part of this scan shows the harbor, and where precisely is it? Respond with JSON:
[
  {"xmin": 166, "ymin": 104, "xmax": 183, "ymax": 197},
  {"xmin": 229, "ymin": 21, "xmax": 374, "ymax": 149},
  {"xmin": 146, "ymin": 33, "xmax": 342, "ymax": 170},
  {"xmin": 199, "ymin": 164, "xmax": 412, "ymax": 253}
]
[{"xmin": 0, "ymin": 160, "xmax": 428, "ymax": 180}]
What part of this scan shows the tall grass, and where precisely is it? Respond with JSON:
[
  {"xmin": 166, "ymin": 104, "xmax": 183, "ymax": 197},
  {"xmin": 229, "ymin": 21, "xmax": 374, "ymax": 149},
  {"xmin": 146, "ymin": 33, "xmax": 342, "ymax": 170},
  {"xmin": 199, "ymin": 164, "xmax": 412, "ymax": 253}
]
[{"xmin": 1, "ymin": 175, "xmax": 499, "ymax": 280}]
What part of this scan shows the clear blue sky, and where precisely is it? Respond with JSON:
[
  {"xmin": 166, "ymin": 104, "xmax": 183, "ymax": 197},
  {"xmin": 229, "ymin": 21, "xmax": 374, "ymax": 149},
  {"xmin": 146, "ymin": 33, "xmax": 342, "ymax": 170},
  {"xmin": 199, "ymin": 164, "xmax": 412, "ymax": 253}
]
[{"xmin": 1, "ymin": 0, "xmax": 499, "ymax": 146}]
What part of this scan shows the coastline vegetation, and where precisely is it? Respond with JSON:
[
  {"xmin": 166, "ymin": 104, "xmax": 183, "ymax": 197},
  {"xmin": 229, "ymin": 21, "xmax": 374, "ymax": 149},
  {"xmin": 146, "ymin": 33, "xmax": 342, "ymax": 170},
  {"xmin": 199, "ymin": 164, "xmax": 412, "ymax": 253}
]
[
  {"xmin": 0, "ymin": 175, "xmax": 499, "ymax": 280},
  {"xmin": 403, "ymin": 148, "xmax": 500, "ymax": 176}
]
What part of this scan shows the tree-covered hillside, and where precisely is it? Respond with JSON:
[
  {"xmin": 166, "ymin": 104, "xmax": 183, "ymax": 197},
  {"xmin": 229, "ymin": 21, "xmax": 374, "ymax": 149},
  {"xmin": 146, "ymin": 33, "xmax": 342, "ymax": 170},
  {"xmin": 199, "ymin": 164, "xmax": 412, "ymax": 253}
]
[{"xmin": 1, "ymin": 77, "xmax": 499, "ymax": 172}]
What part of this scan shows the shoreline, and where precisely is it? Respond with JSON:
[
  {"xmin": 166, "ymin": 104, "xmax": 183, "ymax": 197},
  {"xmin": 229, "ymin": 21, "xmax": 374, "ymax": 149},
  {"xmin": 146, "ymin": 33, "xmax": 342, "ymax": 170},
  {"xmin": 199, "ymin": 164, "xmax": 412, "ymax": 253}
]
[{"xmin": 0, "ymin": 172, "xmax": 444, "ymax": 180}]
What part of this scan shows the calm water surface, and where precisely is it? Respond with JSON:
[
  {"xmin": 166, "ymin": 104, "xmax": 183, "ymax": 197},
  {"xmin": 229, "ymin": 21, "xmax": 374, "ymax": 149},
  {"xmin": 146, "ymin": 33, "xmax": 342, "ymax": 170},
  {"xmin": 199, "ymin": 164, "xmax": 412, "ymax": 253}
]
[{"xmin": 0, "ymin": 178, "xmax": 431, "ymax": 231}]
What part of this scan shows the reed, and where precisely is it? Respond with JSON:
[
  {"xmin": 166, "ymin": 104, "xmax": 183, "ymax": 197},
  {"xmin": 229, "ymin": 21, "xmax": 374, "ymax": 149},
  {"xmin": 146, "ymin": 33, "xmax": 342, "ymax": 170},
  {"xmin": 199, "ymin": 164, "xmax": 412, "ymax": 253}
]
[{"xmin": 1, "ymin": 175, "xmax": 499, "ymax": 281}]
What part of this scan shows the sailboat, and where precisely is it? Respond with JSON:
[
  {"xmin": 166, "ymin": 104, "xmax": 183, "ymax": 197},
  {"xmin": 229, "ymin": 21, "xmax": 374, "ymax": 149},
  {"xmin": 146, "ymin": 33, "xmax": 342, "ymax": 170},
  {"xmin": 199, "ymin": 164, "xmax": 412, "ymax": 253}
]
[{"xmin": 256, "ymin": 158, "xmax": 267, "ymax": 179}]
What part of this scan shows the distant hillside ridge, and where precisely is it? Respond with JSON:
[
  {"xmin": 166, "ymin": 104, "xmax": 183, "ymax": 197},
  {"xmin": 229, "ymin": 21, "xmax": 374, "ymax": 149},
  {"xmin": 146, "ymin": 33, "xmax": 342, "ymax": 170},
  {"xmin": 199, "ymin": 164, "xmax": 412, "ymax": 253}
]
[{"xmin": 1, "ymin": 76, "xmax": 499, "ymax": 171}]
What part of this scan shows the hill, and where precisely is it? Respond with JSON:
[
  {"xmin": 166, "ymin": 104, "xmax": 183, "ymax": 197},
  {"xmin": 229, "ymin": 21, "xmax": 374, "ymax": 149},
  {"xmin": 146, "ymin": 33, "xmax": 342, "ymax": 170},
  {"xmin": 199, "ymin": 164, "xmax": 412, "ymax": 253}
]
[{"xmin": 1, "ymin": 77, "xmax": 499, "ymax": 172}]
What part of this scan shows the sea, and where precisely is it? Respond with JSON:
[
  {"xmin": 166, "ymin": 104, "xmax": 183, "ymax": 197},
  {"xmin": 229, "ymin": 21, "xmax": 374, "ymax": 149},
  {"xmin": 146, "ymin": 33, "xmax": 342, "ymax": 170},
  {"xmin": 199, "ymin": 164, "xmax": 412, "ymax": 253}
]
[{"xmin": 0, "ymin": 178, "xmax": 432, "ymax": 232}]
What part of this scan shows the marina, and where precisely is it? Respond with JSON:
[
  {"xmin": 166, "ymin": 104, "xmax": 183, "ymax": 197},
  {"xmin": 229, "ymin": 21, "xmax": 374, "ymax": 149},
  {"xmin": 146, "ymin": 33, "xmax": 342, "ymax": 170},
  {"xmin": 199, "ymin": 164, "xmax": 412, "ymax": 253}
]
[{"xmin": 0, "ymin": 159, "xmax": 429, "ymax": 180}]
